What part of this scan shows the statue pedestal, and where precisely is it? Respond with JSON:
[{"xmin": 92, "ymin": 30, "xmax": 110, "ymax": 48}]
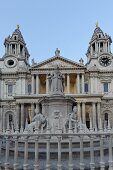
[{"xmin": 41, "ymin": 95, "xmax": 75, "ymax": 132}]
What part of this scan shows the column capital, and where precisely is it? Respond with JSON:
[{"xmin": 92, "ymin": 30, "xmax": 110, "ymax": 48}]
[
  {"xmin": 81, "ymin": 101, "xmax": 86, "ymax": 104},
  {"xmin": 97, "ymin": 101, "xmax": 101, "ymax": 104},
  {"xmin": 77, "ymin": 101, "xmax": 81, "ymax": 104},
  {"xmin": 92, "ymin": 101, "xmax": 96, "ymax": 104}
]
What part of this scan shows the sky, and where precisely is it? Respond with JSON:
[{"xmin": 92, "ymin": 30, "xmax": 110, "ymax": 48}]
[{"xmin": 0, "ymin": 0, "xmax": 113, "ymax": 64}]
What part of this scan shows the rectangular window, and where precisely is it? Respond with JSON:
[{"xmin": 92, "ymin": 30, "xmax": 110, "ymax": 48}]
[
  {"xmin": 8, "ymin": 84, "xmax": 13, "ymax": 95},
  {"xmin": 103, "ymin": 82, "xmax": 108, "ymax": 92},
  {"xmin": 85, "ymin": 83, "xmax": 88, "ymax": 93},
  {"xmin": 28, "ymin": 84, "xmax": 31, "ymax": 94}
]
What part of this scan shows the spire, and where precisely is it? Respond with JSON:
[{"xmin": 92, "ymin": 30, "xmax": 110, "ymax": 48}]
[
  {"xmin": 86, "ymin": 24, "xmax": 112, "ymax": 62},
  {"xmin": 12, "ymin": 25, "xmax": 25, "ymax": 44},
  {"xmin": 95, "ymin": 21, "xmax": 99, "ymax": 28},
  {"xmin": 4, "ymin": 26, "xmax": 30, "ymax": 63},
  {"xmin": 91, "ymin": 25, "xmax": 104, "ymax": 42}
]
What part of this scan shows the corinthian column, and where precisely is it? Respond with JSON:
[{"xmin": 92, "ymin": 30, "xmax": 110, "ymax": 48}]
[
  {"xmin": 82, "ymin": 102, "xmax": 86, "ymax": 124},
  {"xmin": 36, "ymin": 74, "xmax": 40, "ymax": 94},
  {"xmin": 31, "ymin": 103, "xmax": 35, "ymax": 120},
  {"xmin": 21, "ymin": 103, "xmax": 24, "ymax": 129},
  {"xmin": 16, "ymin": 104, "xmax": 20, "ymax": 126},
  {"xmin": 77, "ymin": 73, "xmax": 80, "ymax": 94},
  {"xmin": 67, "ymin": 74, "xmax": 70, "ymax": 94},
  {"xmin": 97, "ymin": 102, "xmax": 101, "ymax": 129},
  {"xmin": 77, "ymin": 102, "xmax": 81, "ymax": 122},
  {"xmin": 81, "ymin": 74, "xmax": 84, "ymax": 94},
  {"xmin": 31, "ymin": 74, "xmax": 35, "ymax": 94},
  {"xmin": 46, "ymin": 74, "xmax": 49, "ymax": 94},
  {"xmin": 92, "ymin": 102, "xmax": 96, "ymax": 129}
]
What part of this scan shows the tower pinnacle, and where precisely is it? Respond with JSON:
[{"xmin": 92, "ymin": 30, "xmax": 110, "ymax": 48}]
[
  {"xmin": 96, "ymin": 21, "xmax": 99, "ymax": 28},
  {"xmin": 17, "ymin": 24, "xmax": 20, "ymax": 29}
]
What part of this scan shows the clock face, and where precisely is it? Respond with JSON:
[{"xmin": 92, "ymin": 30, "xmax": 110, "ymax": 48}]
[{"xmin": 99, "ymin": 56, "xmax": 111, "ymax": 67}]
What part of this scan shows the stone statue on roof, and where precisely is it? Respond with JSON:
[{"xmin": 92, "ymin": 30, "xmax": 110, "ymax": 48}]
[{"xmin": 55, "ymin": 48, "xmax": 60, "ymax": 57}]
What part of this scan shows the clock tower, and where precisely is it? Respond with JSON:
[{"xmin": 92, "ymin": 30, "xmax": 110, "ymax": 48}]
[{"xmin": 86, "ymin": 24, "xmax": 113, "ymax": 69}]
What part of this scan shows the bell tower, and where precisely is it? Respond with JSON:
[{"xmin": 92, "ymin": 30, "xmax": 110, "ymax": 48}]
[
  {"xmin": 86, "ymin": 23, "xmax": 112, "ymax": 63},
  {"xmin": 4, "ymin": 25, "xmax": 30, "ymax": 63}
]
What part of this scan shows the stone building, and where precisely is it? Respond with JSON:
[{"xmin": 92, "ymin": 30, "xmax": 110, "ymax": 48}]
[{"xmin": 0, "ymin": 24, "xmax": 113, "ymax": 131}]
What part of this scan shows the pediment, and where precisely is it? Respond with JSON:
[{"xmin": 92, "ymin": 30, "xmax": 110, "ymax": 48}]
[{"xmin": 31, "ymin": 56, "xmax": 86, "ymax": 70}]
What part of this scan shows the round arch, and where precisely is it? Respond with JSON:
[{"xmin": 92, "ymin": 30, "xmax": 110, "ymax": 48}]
[
  {"xmin": 5, "ymin": 110, "xmax": 15, "ymax": 130},
  {"xmin": 102, "ymin": 110, "xmax": 112, "ymax": 128}
]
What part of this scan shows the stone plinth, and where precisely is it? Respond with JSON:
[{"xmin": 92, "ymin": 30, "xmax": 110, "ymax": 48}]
[{"xmin": 41, "ymin": 95, "xmax": 76, "ymax": 132}]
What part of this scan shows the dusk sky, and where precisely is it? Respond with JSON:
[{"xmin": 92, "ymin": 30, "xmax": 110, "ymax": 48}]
[{"xmin": 0, "ymin": 0, "xmax": 113, "ymax": 64}]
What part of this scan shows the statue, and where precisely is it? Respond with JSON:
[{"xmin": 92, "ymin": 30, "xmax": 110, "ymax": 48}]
[
  {"xmin": 28, "ymin": 109, "xmax": 47, "ymax": 132},
  {"xmin": 55, "ymin": 48, "xmax": 60, "ymax": 57},
  {"xmin": 65, "ymin": 106, "xmax": 78, "ymax": 129},
  {"xmin": 49, "ymin": 66, "xmax": 64, "ymax": 94}
]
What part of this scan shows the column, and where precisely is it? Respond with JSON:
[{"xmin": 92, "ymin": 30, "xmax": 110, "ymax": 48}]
[
  {"xmin": 90, "ymin": 136, "xmax": 95, "ymax": 170},
  {"xmin": 0, "ymin": 106, "xmax": 3, "ymax": 132},
  {"xmin": 11, "ymin": 44, "xmax": 12, "ymax": 54},
  {"xmin": 3, "ymin": 113, "xmax": 5, "ymax": 132},
  {"xmin": 80, "ymin": 136, "xmax": 84, "ymax": 170},
  {"xmin": 90, "ymin": 77, "xmax": 93, "ymax": 94},
  {"xmin": 108, "ymin": 135, "xmax": 113, "ymax": 170},
  {"xmin": 108, "ymin": 42, "xmax": 110, "ymax": 52},
  {"xmin": 36, "ymin": 103, "xmax": 40, "ymax": 113},
  {"xmin": 100, "ymin": 136, "xmax": 105, "ymax": 170},
  {"xmin": 77, "ymin": 73, "xmax": 80, "ymax": 94},
  {"xmin": 99, "ymin": 43, "xmax": 100, "ymax": 53},
  {"xmin": 95, "ymin": 42, "xmax": 98, "ymax": 53},
  {"xmin": 82, "ymin": 102, "xmax": 86, "ymax": 124},
  {"xmin": 92, "ymin": 102, "xmax": 96, "ymax": 129},
  {"xmin": 57, "ymin": 136, "xmax": 62, "ymax": 170},
  {"xmin": 97, "ymin": 102, "xmax": 101, "ymax": 129},
  {"xmin": 5, "ymin": 45, "xmax": 7, "ymax": 54},
  {"xmin": 77, "ymin": 102, "xmax": 81, "ymax": 122},
  {"xmin": 32, "ymin": 75, "xmax": 35, "ymax": 94},
  {"xmin": 9, "ymin": 44, "xmax": 11, "ymax": 54},
  {"xmin": 23, "ymin": 137, "xmax": 29, "ymax": 170},
  {"xmin": 69, "ymin": 137, "xmax": 73, "ymax": 170},
  {"xmin": 13, "ymin": 136, "xmax": 18, "ymax": 170},
  {"xmin": 4, "ymin": 137, "xmax": 9, "ymax": 170},
  {"xmin": 18, "ymin": 44, "xmax": 20, "ymax": 54},
  {"xmin": 31, "ymin": 103, "xmax": 35, "ymax": 120},
  {"xmin": 36, "ymin": 74, "xmax": 40, "ymax": 94},
  {"xmin": 67, "ymin": 74, "xmax": 70, "ymax": 94},
  {"xmin": 46, "ymin": 136, "xmax": 51, "ymax": 170},
  {"xmin": 21, "ymin": 103, "xmax": 24, "ymax": 129},
  {"xmin": 81, "ymin": 74, "xmax": 84, "ymax": 94},
  {"xmin": 16, "ymin": 104, "xmax": 20, "ymax": 126},
  {"xmin": 91, "ymin": 45, "xmax": 93, "ymax": 56},
  {"xmin": 46, "ymin": 74, "xmax": 49, "ymax": 94},
  {"xmin": 15, "ymin": 44, "xmax": 17, "ymax": 54},
  {"xmin": 34, "ymin": 137, "xmax": 39, "ymax": 170},
  {"xmin": 0, "ymin": 136, "xmax": 2, "ymax": 169}
]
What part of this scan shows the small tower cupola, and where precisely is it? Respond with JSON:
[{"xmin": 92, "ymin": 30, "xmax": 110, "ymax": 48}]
[
  {"xmin": 86, "ymin": 23, "xmax": 112, "ymax": 62},
  {"xmin": 4, "ymin": 25, "xmax": 30, "ymax": 63}
]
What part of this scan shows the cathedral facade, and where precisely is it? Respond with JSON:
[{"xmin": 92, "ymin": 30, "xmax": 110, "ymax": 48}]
[{"xmin": 0, "ymin": 25, "xmax": 113, "ymax": 131}]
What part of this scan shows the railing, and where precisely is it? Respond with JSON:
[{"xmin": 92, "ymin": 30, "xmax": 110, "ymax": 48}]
[{"xmin": 0, "ymin": 124, "xmax": 113, "ymax": 170}]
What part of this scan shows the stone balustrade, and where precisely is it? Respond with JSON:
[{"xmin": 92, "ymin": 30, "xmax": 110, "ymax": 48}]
[{"xmin": 0, "ymin": 122, "xmax": 113, "ymax": 170}]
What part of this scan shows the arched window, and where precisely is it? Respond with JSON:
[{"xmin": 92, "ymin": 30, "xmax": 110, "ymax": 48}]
[
  {"xmin": 104, "ymin": 113, "xmax": 108, "ymax": 127},
  {"xmin": 99, "ymin": 34, "xmax": 101, "ymax": 38},
  {"xmin": 9, "ymin": 114, "xmax": 13, "ymax": 129}
]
